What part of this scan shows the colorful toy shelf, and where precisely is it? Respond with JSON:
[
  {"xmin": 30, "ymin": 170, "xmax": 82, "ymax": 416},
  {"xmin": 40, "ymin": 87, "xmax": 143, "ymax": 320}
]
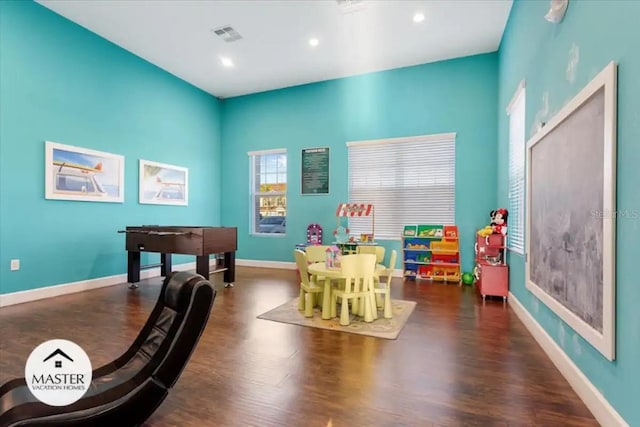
[{"xmin": 402, "ymin": 224, "xmax": 460, "ymax": 283}]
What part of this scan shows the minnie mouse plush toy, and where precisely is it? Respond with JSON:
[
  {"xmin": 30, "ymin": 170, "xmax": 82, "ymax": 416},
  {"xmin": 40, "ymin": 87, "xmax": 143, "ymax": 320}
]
[{"xmin": 490, "ymin": 208, "xmax": 508, "ymax": 235}]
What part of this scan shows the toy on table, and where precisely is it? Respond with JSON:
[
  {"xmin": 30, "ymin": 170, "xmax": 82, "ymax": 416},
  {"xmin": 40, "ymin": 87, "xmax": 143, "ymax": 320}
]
[{"xmin": 325, "ymin": 245, "xmax": 341, "ymax": 269}]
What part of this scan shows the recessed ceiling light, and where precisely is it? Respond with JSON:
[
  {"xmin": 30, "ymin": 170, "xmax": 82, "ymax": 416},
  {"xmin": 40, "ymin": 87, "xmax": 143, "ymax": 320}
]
[
  {"xmin": 413, "ymin": 13, "xmax": 425, "ymax": 23},
  {"xmin": 220, "ymin": 56, "xmax": 234, "ymax": 67},
  {"xmin": 309, "ymin": 38, "xmax": 319, "ymax": 47}
]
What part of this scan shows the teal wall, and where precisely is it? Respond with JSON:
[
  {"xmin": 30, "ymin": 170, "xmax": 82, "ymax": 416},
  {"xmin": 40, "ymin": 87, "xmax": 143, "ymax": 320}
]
[
  {"xmin": 498, "ymin": 1, "xmax": 640, "ymax": 424},
  {"xmin": 220, "ymin": 53, "xmax": 499, "ymax": 273},
  {"xmin": 3, "ymin": 0, "xmax": 635, "ymax": 422},
  {"xmin": 0, "ymin": 1, "xmax": 222, "ymax": 294}
]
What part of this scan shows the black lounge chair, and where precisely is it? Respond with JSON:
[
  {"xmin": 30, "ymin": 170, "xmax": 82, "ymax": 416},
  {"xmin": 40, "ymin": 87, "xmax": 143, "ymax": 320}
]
[{"xmin": 0, "ymin": 271, "xmax": 216, "ymax": 427}]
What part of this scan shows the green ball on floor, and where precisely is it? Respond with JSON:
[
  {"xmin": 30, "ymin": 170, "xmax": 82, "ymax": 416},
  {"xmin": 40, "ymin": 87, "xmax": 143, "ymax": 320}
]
[{"xmin": 461, "ymin": 272, "xmax": 474, "ymax": 285}]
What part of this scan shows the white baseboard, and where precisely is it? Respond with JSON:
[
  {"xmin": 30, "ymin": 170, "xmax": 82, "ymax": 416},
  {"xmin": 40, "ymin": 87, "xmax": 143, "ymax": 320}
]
[
  {"xmin": 236, "ymin": 259, "xmax": 297, "ymax": 270},
  {"xmin": 0, "ymin": 258, "xmax": 306, "ymax": 308},
  {"xmin": 0, "ymin": 261, "xmax": 202, "ymax": 308},
  {"xmin": 508, "ymin": 292, "xmax": 628, "ymax": 427}
]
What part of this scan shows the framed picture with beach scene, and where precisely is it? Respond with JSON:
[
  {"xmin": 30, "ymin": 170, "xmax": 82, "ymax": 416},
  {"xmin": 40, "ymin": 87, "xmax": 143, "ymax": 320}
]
[
  {"xmin": 139, "ymin": 159, "xmax": 188, "ymax": 206},
  {"xmin": 45, "ymin": 141, "xmax": 124, "ymax": 203}
]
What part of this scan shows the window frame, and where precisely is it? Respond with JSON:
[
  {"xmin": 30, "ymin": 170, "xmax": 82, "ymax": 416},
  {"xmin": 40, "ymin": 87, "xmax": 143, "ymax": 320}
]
[
  {"xmin": 248, "ymin": 148, "xmax": 288, "ymax": 237},
  {"xmin": 506, "ymin": 80, "xmax": 526, "ymax": 254}
]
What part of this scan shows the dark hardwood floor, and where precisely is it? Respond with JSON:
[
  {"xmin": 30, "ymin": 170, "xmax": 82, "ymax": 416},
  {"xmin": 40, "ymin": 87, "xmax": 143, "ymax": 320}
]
[{"xmin": 0, "ymin": 266, "xmax": 598, "ymax": 426}]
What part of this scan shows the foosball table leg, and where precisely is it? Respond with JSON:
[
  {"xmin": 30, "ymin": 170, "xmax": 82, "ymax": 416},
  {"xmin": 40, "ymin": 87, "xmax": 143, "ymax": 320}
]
[
  {"xmin": 128, "ymin": 251, "xmax": 141, "ymax": 290},
  {"xmin": 223, "ymin": 251, "xmax": 235, "ymax": 288}
]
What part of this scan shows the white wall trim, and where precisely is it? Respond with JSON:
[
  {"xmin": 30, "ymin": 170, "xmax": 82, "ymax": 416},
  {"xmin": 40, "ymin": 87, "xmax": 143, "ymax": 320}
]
[
  {"xmin": 508, "ymin": 292, "xmax": 629, "ymax": 427},
  {"xmin": 237, "ymin": 259, "xmax": 297, "ymax": 270},
  {"xmin": 346, "ymin": 132, "xmax": 456, "ymax": 148},
  {"xmin": 506, "ymin": 79, "xmax": 526, "ymax": 114},
  {"xmin": 247, "ymin": 148, "xmax": 286, "ymax": 156},
  {"xmin": 0, "ymin": 261, "xmax": 202, "ymax": 308}
]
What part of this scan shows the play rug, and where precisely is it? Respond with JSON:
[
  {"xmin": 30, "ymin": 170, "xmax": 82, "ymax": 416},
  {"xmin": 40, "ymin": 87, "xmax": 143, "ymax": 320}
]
[{"xmin": 257, "ymin": 298, "xmax": 416, "ymax": 340}]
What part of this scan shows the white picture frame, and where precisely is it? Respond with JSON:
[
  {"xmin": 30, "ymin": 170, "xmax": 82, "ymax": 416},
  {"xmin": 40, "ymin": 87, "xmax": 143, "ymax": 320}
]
[
  {"xmin": 45, "ymin": 141, "xmax": 124, "ymax": 203},
  {"xmin": 139, "ymin": 159, "xmax": 189, "ymax": 206},
  {"xmin": 525, "ymin": 61, "xmax": 617, "ymax": 360}
]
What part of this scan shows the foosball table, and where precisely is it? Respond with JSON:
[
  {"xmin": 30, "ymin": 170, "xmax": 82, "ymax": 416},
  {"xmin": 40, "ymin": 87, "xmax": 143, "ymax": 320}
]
[{"xmin": 119, "ymin": 225, "xmax": 237, "ymax": 288}]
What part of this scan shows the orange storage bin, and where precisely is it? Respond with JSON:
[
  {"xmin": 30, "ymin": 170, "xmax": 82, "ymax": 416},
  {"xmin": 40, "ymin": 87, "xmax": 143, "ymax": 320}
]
[{"xmin": 431, "ymin": 240, "xmax": 459, "ymax": 253}]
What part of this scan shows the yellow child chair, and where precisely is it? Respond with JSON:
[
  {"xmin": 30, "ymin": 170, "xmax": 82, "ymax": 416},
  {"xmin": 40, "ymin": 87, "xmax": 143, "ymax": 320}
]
[
  {"xmin": 305, "ymin": 245, "xmax": 331, "ymax": 263},
  {"xmin": 304, "ymin": 245, "xmax": 331, "ymax": 296},
  {"xmin": 356, "ymin": 245, "xmax": 385, "ymax": 264},
  {"xmin": 372, "ymin": 249, "xmax": 397, "ymax": 319},
  {"xmin": 293, "ymin": 250, "xmax": 323, "ymax": 317},
  {"xmin": 331, "ymin": 253, "xmax": 377, "ymax": 326}
]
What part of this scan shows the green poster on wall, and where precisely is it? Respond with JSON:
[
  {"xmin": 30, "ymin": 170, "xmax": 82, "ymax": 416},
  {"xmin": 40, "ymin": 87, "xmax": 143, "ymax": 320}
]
[{"xmin": 301, "ymin": 147, "xmax": 329, "ymax": 195}]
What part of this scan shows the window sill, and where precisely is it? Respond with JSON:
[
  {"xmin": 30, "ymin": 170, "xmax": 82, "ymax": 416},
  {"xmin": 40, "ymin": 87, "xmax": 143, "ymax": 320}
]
[{"xmin": 251, "ymin": 232, "xmax": 287, "ymax": 238}]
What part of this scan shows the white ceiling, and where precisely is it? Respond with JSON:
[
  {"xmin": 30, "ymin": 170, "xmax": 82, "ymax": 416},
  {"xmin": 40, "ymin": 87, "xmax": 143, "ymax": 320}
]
[{"xmin": 36, "ymin": 0, "xmax": 513, "ymax": 99}]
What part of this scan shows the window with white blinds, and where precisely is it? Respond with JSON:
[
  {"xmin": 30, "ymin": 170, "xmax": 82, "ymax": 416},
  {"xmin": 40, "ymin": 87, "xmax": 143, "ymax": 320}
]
[
  {"xmin": 346, "ymin": 133, "xmax": 455, "ymax": 240},
  {"xmin": 507, "ymin": 82, "xmax": 526, "ymax": 254}
]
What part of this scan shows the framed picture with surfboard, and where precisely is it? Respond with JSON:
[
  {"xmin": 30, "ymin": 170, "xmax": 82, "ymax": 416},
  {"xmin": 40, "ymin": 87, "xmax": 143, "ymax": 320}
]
[
  {"xmin": 138, "ymin": 159, "xmax": 188, "ymax": 206},
  {"xmin": 45, "ymin": 140, "xmax": 125, "ymax": 203}
]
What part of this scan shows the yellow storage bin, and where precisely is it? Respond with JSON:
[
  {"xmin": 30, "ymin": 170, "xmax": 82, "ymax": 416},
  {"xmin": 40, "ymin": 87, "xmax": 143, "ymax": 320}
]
[{"xmin": 430, "ymin": 240, "xmax": 459, "ymax": 253}]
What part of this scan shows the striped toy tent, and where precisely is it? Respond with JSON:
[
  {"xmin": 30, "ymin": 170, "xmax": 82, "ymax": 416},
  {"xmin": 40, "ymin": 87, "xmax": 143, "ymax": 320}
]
[
  {"xmin": 335, "ymin": 203, "xmax": 375, "ymax": 240},
  {"xmin": 335, "ymin": 203, "xmax": 374, "ymax": 217}
]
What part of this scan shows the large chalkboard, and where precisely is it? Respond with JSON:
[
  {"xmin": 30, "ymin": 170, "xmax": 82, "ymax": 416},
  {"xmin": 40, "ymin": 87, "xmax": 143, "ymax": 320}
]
[
  {"xmin": 526, "ymin": 61, "xmax": 617, "ymax": 361},
  {"xmin": 301, "ymin": 147, "xmax": 329, "ymax": 195}
]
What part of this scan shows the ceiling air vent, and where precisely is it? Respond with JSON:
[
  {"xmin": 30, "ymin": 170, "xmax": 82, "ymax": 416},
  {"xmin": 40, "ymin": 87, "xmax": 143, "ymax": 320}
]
[
  {"xmin": 211, "ymin": 25, "xmax": 242, "ymax": 42},
  {"xmin": 336, "ymin": 0, "xmax": 366, "ymax": 14}
]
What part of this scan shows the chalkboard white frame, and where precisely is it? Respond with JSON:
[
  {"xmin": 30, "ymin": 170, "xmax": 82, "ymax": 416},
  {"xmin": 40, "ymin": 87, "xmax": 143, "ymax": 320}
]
[{"xmin": 525, "ymin": 61, "xmax": 617, "ymax": 361}]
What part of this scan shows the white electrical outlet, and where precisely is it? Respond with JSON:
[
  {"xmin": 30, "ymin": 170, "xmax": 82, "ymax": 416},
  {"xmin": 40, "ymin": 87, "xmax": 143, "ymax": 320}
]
[{"xmin": 10, "ymin": 259, "xmax": 20, "ymax": 271}]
